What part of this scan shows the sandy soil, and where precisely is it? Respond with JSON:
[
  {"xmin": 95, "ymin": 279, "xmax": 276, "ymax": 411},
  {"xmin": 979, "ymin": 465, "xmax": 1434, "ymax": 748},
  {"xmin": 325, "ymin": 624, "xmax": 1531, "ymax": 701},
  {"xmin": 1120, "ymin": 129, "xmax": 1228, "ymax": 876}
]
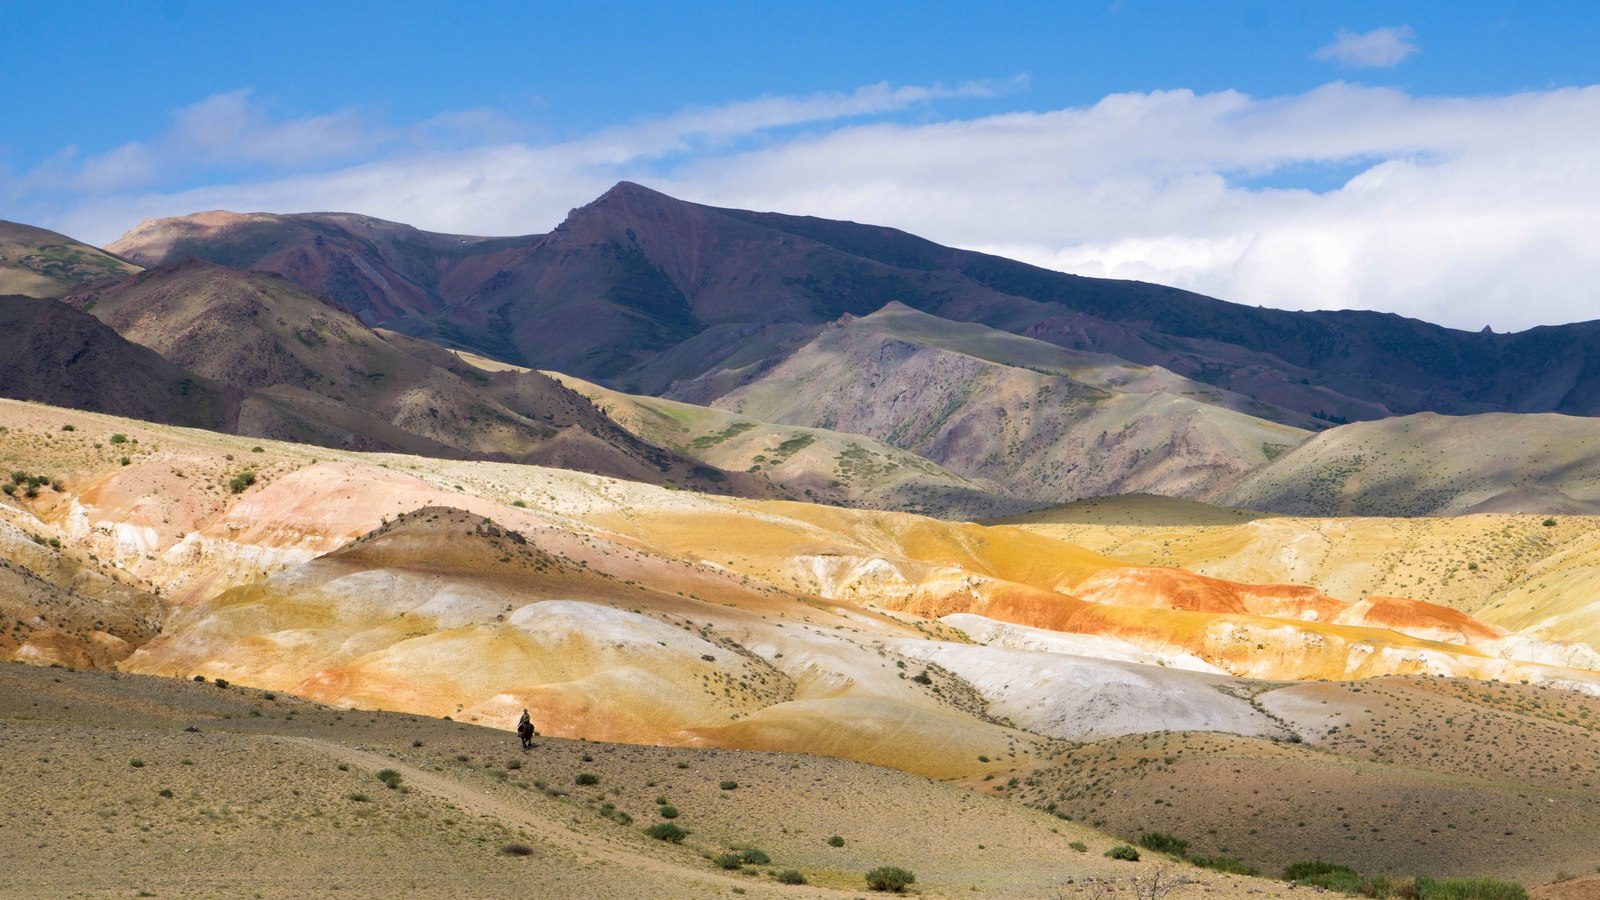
[{"xmin": 0, "ymin": 661, "xmax": 1310, "ymax": 899}]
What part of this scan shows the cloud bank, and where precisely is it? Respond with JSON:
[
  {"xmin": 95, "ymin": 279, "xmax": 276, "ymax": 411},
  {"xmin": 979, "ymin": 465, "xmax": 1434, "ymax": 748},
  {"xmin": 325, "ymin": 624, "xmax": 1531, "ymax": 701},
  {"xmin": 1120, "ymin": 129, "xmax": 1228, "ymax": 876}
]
[{"xmin": 10, "ymin": 79, "xmax": 1600, "ymax": 332}]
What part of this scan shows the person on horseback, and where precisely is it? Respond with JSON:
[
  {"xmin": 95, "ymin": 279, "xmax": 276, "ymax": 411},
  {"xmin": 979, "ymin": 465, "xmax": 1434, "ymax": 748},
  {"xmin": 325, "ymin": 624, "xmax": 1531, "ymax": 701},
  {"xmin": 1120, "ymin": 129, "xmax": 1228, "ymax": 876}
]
[{"xmin": 516, "ymin": 708, "xmax": 535, "ymax": 749}]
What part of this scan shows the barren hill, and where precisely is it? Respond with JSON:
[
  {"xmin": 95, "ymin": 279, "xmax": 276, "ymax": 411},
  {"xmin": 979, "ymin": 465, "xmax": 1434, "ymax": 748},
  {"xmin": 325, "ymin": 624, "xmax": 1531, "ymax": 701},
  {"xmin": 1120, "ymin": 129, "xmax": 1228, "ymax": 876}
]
[
  {"xmin": 63, "ymin": 259, "xmax": 769, "ymax": 495},
  {"xmin": 547, "ymin": 367, "xmax": 1032, "ymax": 519},
  {"xmin": 107, "ymin": 209, "xmax": 531, "ymax": 323},
  {"xmin": 668, "ymin": 303, "xmax": 1310, "ymax": 503},
  {"xmin": 0, "ymin": 219, "xmax": 140, "ymax": 297},
  {"xmin": 0, "ymin": 294, "xmax": 238, "ymax": 428},
  {"xmin": 1222, "ymin": 411, "xmax": 1600, "ymax": 516}
]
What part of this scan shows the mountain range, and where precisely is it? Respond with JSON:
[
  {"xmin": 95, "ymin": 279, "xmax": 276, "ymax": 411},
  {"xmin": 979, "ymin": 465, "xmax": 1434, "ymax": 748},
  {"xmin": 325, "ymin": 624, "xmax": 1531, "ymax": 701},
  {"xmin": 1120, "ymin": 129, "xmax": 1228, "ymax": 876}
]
[{"xmin": 110, "ymin": 181, "xmax": 1600, "ymax": 424}]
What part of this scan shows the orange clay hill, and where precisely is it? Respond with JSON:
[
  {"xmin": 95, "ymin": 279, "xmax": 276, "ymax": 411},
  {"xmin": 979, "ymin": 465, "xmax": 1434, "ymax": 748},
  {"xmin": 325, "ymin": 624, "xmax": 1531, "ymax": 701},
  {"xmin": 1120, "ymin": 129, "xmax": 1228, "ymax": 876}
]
[{"xmin": 4, "ymin": 398, "xmax": 1600, "ymax": 892}]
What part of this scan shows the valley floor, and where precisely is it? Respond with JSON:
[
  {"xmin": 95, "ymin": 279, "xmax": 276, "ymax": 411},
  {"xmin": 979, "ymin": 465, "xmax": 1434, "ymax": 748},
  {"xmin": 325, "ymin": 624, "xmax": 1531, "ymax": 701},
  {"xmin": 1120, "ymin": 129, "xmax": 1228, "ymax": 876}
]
[{"xmin": 0, "ymin": 662, "xmax": 1300, "ymax": 899}]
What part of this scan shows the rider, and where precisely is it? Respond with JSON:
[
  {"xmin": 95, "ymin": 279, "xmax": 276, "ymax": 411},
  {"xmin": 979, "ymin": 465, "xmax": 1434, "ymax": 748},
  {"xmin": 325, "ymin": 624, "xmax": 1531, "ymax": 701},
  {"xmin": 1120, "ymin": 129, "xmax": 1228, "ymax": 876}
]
[{"xmin": 517, "ymin": 708, "xmax": 532, "ymax": 730}]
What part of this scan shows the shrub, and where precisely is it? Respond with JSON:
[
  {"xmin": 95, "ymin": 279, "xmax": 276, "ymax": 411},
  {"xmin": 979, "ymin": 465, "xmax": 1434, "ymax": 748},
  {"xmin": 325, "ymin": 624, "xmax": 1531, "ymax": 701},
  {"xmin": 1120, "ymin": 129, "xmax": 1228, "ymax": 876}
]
[
  {"xmin": 1190, "ymin": 855, "xmax": 1260, "ymax": 876},
  {"xmin": 61, "ymin": 424, "xmax": 75, "ymax": 431},
  {"xmin": 1105, "ymin": 845, "xmax": 1141, "ymax": 861},
  {"xmin": 739, "ymin": 848, "xmax": 770, "ymax": 865},
  {"xmin": 719, "ymin": 780, "xmax": 738, "ymax": 790},
  {"xmin": 1138, "ymin": 831, "xmax": 1190, "ymax": 856},
  {"xmin": 512, "ymin": 500, "xmax": 527, "ymax": 508},
  {"xmin": 502, "ymin": 842, "xmax": 534, "ymax": 856},
  {"xmin": 1416, "ymin": 878, "xmax": 1527, "ymax": 900},
  {"xmin": 377, "ymin": 769, "xmax": 403, "ymax": 789},
  {"xmin": 827, "ymin": 835, "xmax": 845, "ymax": 847},
  {"xmin": 1069, "ymin": 841, "xmax": 1088, "ymax": 852},
  {"xmin": 109, "ymin": 433, "xmax": 127, "ymax": 444},
  {"xmin": 575, "ymin": 772, "xmax": 599, "ymax": 786},
  {"xmin": 713, "ymin": 852, "xmax": 745, "ymax": 870},
  {"xmin": 645, "ymin": 822, "xmax": 687, "ymax": 843},
  {"xmin": 158, "ymin": 788, "xmax": 174, "ymax": 798},
  {"xmin": 348, "ymin": 792, "xmax": 370, "ymax": 802},
  {"xmin": 119, "ymin": 456, "xmax": 130, "ymax": 466},
  {"xmin": 213, "ymin": 678, "xmax": 229, "ymax": 689},
  {"xmin": 1543, "ymin": 518, "xmax": 1557, "ymax": 527},
  {"xmin": 1284, "ymin": 862, "xmax": 1361, "ymax": 893},
  {"xmin": 130, "ymin": 759, "xmax": 145, "ymax": 768},
  {"xmin": 775, "ymin": 869, "xmax": 806, "ymax": 885},
  {"xmin": 229, "ymin": 471, "xmax": 257, "ymax": 494},
  {"xmin": 865, "ymin": 866, "xmax": 916, "ymax": 892},
  {"xmin": 251, "ymin": 446, "xmax": 264, "ymax": 453},
  {"xmin": 911, "ymin": 670, "xmax": 933, "ymax": 685},
  {"xmin": 658, "ymin": 804, "xmax": 679, "ymax": 819}
]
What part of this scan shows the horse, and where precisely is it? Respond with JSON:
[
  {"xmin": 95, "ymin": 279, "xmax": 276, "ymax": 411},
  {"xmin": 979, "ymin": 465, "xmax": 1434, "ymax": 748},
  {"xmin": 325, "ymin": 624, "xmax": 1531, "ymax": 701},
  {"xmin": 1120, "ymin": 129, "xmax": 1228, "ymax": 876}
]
[{"xmin": 517, "ymin": 719, "xmax": 535, "ymax": 749}]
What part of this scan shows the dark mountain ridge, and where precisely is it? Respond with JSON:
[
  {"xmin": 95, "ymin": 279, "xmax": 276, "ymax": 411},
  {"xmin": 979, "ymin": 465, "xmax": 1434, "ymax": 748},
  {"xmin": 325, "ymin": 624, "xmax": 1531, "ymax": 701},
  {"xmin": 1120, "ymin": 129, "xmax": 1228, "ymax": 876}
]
[{"xmin": 105, "ymin": 183, "xmax": 1600, "ymax": 421}]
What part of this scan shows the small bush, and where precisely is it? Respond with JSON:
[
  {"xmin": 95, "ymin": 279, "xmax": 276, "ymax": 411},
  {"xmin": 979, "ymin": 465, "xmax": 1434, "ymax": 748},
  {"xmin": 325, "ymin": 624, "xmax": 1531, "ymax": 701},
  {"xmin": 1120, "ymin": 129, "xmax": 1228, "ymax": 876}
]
[
  {"xmin": 658, "ymin": 804, "xmax": 679, "ymax": 819},
  {"xmin": 129, "ymin": 759, "xmax": 145, "ymax": 768},
  {"xmin": 229, "ymin": 471, "xmax": 257, "ymax": 494},
  {"xmin": 865, "ymin": 866, "xmax": 916, "ymax": 892},
  {"xmin": 512, "ymin": 500, "xmax": 527, "ymax": 508},
  {"xmin": 502, "ymin": 842, "xmax": 534, "ymax": 856},
  {"xmin": 1284, "ymin": 862, "xmax": 1361, "ymax": 893},
  {"xmin": 1069, "ymin": 841, "xmax": 1088, "ymax": 852},
  {"xmin": 213, "ymin": 678, "xmax": 229, "ymax": 689},
  {"xmin": 109, "ymin": 433, "xmax": 127, "ymax": 444},
  {"xmin": 119, "ymin": 456, "xmax": 130, "ymax": 466},
  {"xmin": 348, "ymin": 792, "xmax": 370, "ymax": 802},
  {"xmin": 377, "ymin": 769, "xmax": 402, "ymax": 789},
  {"xmin": 61, "ymin": 424, "xmax": 75, "ymax": 431},
  {"xmin": 827, "ymin": 835, "xmax": 845, "ymax": 847},
  {"xmin": 575, "ymin": 772, "xmax": 599, "ymax": 786},
  {"xmin": 911, "ymin": 670, "xmax": 932, "ymax": 685},
  {"xmin": 1416, "ymin": 878, "xmax": 1528, "ymax": 900},
  {"xmin": 739, "ymin": 848, "xmax": 770, "ymax": 865},
  {"xmin": 158, "ymin": 788, "xmax": 174, "ymax": 798},
  {"xmin": 1543, "ymin": 518, "xmax": 1557, "ymax": 527},
  {"xmin": 1191, "ymin": 855, "xmax": 1259, "ymax": 876},
  {"xmin": 775, "ymin": 869, "xmax": 806, "ymax": 885},
  {"xmin": 719, "ymin": 780, "xmax": 738, "ymax": 790},
  {"xmin": 192, "ymin": 675, "xmax": 206, "ymax": 683},
  {"xmin": 645, "ymin": 822, "xmax": 687, "ymax": 843},
  {"xmin": 714, "ymin": 852, "xmax": 745, "ymax": 870},
  {"xmin": 1105, "ymin": 845, "xmax": 1141, "ymax": 861},
  {"xmin": 1139, "ymin": 831, "xmax": 1190, "ymax": 856},
  {"xmin": 251, "ymin": 446, "xmax": 264, "ymax": 453}
]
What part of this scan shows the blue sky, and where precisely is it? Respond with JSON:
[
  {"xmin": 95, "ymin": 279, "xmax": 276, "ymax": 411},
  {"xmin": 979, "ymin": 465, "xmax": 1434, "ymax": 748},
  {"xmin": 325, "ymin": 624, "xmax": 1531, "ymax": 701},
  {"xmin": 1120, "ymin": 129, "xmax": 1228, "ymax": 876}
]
[{"xmin": 4, "ymin": 1, "xmax": 1600, "ymax": 330}]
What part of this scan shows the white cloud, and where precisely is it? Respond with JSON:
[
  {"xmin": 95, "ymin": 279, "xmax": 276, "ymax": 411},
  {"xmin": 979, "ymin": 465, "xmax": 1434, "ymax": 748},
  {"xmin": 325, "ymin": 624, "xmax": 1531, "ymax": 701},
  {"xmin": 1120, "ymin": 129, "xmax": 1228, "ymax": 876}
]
[
  {"xmin": 1314, "ymin": 26, "xmax": 1419, "ymax": 69},
  {"xmin": 17, "ymin": 79, "xmax": 1600, "ymax": 332}
]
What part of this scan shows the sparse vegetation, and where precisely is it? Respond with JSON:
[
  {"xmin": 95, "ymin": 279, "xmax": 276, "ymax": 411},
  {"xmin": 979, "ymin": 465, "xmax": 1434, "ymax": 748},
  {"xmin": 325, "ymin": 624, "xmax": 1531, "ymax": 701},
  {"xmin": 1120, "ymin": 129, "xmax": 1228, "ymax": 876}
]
[
  {"xmin": 775, "ymin": 869, "xmax": 806, "ymax": 885},
  {"xmin": 575, "ymin": 772, "xmax": 599, "ymax": 786},
  {"xmin": 827, "ymin": 835, "xmax": 845, "ymax": 847},
  {"xmin": 1138, "ymin": 831, "xmax": 1188, "ymax": 856},
  {"xmin": 376, "ymin": 769, "xmax": 402, "ymax": 789},
  {"xmin": 645, "ymin": 822, "xmax": 687, "ymax": 843},
  {"xmin": 1105, "ymin": 845, "xmax": 1141, "ymax": 861},
  {"xmin": 865, "ymin": 866, "xmax": 916, "ymax": 892},
  {"xmin": 228, "ymin": 471, "xmax": 257, "ymax": 493}
]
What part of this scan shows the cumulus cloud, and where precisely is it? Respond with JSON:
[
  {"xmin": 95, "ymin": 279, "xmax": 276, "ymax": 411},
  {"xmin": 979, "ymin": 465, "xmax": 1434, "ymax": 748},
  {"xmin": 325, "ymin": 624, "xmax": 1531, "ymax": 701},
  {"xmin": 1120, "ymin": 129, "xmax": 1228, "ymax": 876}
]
[
  {"xmin": 1314, "ymin": 26, "xmax": 1419, "ymax": 68},
  {"xmin": 15, "ymin": 79, "xmax": 1600, "ymax": 332}
]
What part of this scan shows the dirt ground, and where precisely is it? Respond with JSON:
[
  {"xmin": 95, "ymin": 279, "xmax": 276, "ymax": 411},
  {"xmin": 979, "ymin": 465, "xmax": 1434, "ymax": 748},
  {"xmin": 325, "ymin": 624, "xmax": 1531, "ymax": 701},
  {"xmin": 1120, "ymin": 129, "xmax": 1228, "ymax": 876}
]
[{"xmin": 0, "ymin": 661, "xmax": 1305, "ymax": 899}]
